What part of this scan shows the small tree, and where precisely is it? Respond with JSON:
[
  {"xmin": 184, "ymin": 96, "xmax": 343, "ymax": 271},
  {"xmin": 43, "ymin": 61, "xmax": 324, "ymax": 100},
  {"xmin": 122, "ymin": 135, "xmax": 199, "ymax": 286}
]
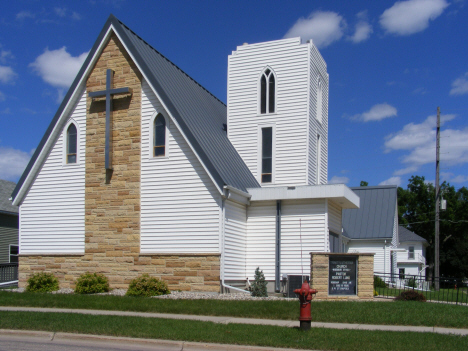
[{"xmin": 250, "ymin": 267, "xmax": 268, "ymax": 297}]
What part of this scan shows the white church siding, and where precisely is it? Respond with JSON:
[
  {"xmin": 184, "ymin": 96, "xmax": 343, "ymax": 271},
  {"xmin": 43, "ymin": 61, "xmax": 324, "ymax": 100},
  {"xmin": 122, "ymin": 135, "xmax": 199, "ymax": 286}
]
[
  {"xmin": 224, "ymin": 200, "xmax": 247, "ymax": 280},
  {"xmin": 328, "ymin": 200, "xmax": 341, "ymax": 234},
  {"xmin": 20, "ymin": 89, "xmax": 87, "ymax": 254},
  {"xmin": 246, "ymin": 201, "xmax": 276, "ymax": 280},
  {"xmin": 140, "ymin": 80, "xmax": 221, "ymax": 253},
  {"xmin": 280, "ymin": 199, "xmax": 326, "ymax": 277},
  {"xmin": 308, "ymin": 44, "xmax": 329, "ymax": 185},
  {"xmin": 228, "ymin": 38, "xmax": 310, "ymax": 186}
]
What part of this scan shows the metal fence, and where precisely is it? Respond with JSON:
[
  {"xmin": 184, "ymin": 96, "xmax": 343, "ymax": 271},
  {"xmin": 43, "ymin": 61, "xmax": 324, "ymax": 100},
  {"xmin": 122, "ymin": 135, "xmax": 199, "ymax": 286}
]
[
  {"xmin": 374, "ymin": 272, "xmax": 468, "ymax": 305},
  {"xmin": 0, "ymin": 263, "xmax": 18, "ymax": 288}
]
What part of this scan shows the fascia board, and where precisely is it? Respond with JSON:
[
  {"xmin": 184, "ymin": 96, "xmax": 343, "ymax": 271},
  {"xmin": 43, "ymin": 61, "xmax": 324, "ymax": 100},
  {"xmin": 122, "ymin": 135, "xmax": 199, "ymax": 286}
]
[
  {"xmin": 11, "ymin": 25, "xmax": 116, "ymax": 206},
  {"xmin": 111, "ymin": 22, "xmax": 224, "ymax": 196},
  {"xmin": 247, "ymin": 184, "xmax": 360, "ymax": 209}
]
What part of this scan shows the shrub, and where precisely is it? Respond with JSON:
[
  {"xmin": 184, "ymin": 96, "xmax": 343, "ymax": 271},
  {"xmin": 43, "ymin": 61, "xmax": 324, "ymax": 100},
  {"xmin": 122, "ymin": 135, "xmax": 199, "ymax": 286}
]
[
  {"xmin": 394, "ymin": 290, "xmax": 426, "ymax": 302},
  {"xmin": 250, "ymin": 267, "xmax": 268, "ymax": 297},
  {"xmin": 75, "ymin": 272, "xmax": 109, "ymax": 294},
  {"xmin": 406, "ymin": 277, "xmax": 417, "ymax": 288},
  {"xmin": 26, "ymin": 272, "xmax": 59, "ymax": 292},
  {"xmin": 373, "ymin": 289, "xmax": 379, "ymax": 297},
  {"xmin": 373, "ymin": 275, "xmax": 387, "ymax": 288},
  {"xmin": 126, "ymin": 274, "xmax": 170, "ymax": 297}
]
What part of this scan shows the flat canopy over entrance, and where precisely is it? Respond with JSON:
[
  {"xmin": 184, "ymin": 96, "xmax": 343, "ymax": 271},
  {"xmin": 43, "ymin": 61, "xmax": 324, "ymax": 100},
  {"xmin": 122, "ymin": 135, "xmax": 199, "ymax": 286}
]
[{"xmin": 247, "ymin": 184, "xmax": 359, "ymax": 209}]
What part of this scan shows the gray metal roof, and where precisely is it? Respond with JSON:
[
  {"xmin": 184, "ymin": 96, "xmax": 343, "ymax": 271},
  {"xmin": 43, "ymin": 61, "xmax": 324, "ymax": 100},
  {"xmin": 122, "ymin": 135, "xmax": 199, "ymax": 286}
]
[
  {"xmin": 342, "ymin": 185, "xmax": 397, "ymax": 239},
  {"xmin": 0, "ymin": 180, "xmax": 18, "ymax": 214},
  {"xmin": 398, "ymin": 226, "xmax": 427, "ymax": 243},
  {"xmin": 12, "ymin": 14, "xmax": 259, "ymax": 202}
]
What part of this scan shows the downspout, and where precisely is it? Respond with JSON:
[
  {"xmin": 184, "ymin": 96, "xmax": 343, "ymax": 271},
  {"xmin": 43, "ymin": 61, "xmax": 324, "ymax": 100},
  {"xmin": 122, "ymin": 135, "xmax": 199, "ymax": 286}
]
[
  {"xmin": 221, "ymin": 189, "xmax": 249, "ymax": 294},
  {"xmin": 275, "ymin": 200, "xmax": 281, "ymax": 292}
]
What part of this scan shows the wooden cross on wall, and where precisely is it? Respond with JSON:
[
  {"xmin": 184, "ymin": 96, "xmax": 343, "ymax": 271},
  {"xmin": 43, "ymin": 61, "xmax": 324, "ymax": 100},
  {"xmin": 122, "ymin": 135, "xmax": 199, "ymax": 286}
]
[{"xmin": 88, "ymin": 69, "xmax": 132, "ymax": 171}]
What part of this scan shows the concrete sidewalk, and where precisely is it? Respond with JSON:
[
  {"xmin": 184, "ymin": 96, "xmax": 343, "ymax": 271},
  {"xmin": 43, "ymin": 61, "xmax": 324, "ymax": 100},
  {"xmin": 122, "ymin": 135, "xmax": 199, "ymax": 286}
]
[{"xmin": 1, "ymin": 306, "xmax": 468, "ymax": 336}]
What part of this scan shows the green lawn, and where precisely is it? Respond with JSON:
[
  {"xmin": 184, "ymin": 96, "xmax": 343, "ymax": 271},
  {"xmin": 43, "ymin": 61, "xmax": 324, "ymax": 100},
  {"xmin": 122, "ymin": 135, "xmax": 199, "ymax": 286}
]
[
  {"xmin": 1, "ymin": 291, "xmax": 468, "ymax": 328},
  {"xmin": 376, "ymin": 286, "xmax": 468, "ymax": 304},
  {"xmin": 0, "ymin": 311, "xmax": 466, "ymax": 351}
]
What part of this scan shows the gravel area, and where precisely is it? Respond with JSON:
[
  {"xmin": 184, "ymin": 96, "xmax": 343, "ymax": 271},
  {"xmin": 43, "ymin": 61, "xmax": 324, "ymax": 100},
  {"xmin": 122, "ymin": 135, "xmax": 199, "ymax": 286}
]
[{"xmin": 3, "ymin": 287, "xmax": 295, "ymax": 300}]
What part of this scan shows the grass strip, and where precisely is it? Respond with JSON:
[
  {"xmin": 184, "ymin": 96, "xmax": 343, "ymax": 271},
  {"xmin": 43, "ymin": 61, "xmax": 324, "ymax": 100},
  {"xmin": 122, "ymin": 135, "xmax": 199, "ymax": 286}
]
[
  {"xmin": 0, "ymin": 311, "xmax": 466, "ymax": 351},
  {"xmin": 1, "ymin": 291, "xmax": 468, "ymax": 329}
]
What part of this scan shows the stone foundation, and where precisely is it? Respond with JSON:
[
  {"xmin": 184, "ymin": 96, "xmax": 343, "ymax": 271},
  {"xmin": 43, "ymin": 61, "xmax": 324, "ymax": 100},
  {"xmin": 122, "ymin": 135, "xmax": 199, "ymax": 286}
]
[
  {"xmin": 310, "ymin": 252, "xmax": 374, "ymax": 300},
  {"xmin": 18, "ymin": 253, "xmax": 220, "ymax": 292}
]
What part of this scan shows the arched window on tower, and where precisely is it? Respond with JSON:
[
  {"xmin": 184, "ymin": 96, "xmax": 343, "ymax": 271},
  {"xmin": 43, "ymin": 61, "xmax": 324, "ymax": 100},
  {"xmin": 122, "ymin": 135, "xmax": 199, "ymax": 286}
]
[
  {"xmin": 66, "ymin": 123, "xmax": 77, "ymax": 164},
  {"xmin": 153, "ymin": 114, "xmax": 166, "ymax": 157},
  {"xmin": 316, "ymin": 78, "xmax": 323, "ymax": 123},
  {"xmin": 260, "ymin": 68, "xmax": 275, "ymax": 114}
]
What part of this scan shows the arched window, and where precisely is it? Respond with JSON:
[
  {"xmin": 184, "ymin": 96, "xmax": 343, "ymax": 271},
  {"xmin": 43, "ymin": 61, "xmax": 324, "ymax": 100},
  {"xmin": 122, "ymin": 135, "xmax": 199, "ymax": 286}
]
[
  {"xmin": 66, "ymin": 123, "xmax": 77, "ymax": 164},
  {"xmin": 260, "ymin": 68, "xmax": 275, "ymax": 114},
  {"xmin": 153, "ymin": 114, "xmax": 166, "ymax": 157},
  {"xmin": 316, "ymin": 78, "xmax": 323, "ymax": 123}
]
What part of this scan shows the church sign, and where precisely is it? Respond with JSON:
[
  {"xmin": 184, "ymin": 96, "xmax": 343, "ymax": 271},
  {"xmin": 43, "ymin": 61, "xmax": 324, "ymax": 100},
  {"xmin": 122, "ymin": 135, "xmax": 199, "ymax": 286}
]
[{"xmin": 328, "ymin": 256, "xmax": 357, "ymax": 295}]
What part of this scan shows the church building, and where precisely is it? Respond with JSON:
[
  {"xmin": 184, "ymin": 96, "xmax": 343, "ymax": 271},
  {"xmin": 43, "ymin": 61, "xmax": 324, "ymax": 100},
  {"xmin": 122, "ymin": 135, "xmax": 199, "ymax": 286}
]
[{"xmin": 11, "ymin": 15, "xmax": 359, "ymax": 293}]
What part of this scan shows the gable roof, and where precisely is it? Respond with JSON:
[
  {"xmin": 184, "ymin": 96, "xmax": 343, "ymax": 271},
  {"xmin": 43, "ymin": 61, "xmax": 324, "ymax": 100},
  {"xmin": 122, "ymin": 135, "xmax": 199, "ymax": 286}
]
[
  {"xmin": 398, "ymin": 226, "xmax": 427, "ymax": 243},
  {"xmin": 342, "ymin": 185, "xmax": 397, "ymax": 240},
  {"xmin": 12, "ymin": 14, "xmax": 259, "ymax": 204},
  {"xmin": 0, "ymin": 179, "xmax": 18, "ymax": 214}
]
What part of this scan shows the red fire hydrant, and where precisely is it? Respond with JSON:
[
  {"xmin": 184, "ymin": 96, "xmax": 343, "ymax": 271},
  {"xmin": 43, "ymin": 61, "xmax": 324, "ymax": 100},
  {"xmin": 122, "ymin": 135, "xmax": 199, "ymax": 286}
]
[{"xmin": 294, "ymin": 281, "xmax": 318, "ymax": 331}]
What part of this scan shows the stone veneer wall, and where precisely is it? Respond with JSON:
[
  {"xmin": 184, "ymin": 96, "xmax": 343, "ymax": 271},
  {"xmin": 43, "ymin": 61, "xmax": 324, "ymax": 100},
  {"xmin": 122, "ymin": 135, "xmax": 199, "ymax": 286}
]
[
  {"xmin": 310, "ymin": 253, "xmax": 374, "ymax": 300},
  {"xmin": 19, "ymin": 254, "xmax": 220, "ymax": 291},
  {"xmin": 18, "ymin": 34, "xmax": 220, "ymax": 293}
]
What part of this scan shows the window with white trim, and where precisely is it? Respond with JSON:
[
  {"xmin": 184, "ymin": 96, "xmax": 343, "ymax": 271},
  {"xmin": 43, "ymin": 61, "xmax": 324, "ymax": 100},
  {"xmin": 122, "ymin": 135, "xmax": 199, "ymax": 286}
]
[
  {"xmin": 260, "ymin": 68, "xmax": 275, "ymax": 114},
  {"xmin": 153, "ymin": 113, "xmax": 166, "ymax": 157},
  {"xmin": 66, "ymin": 123, "xmax": 77, "ymax": 164},
  {"xmin": 261, "ymin": 127, "xmax": 273, "ymax": 183},
  {"xmin": 316, "ymin": 78, "xmax": 323, "ymax": 123},
  {"xmin": 408, "ymin": 246, "xmax": 415, "ymax": 259},
  {"xmin": 9, "ymin": 245, "xmax": 18, "ymax": 263}
]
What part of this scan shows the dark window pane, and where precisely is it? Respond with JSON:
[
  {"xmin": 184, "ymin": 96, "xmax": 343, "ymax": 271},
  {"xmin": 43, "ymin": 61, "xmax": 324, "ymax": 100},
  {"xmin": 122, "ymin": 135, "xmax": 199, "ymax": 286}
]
[
  {"xmin": 67, "ymin": 124, "xmax": 77, "ymax": 163},
  {"xmin": 262, "ymin": 174, "xmax": 272, "ymax": 183},
  {"xmin": 154, "ymin": 146, "xmax": 165, "ymax": 157},
  {"xmin": 268, "ymin": 74, "xmax": 275, "ymax": 113},
  {"xmin": 154, "ymin": 115, "xmax": 166, "ymax": 156},
  {"xmin": 262, "ymin": 128, "xmax": 272, "ymax": 157},
  {"xmin": 262, "ymin": 158, "xmax": 272, "ymax": 174},
  {"xmin": 10, "ymin": 246, "xmax": 18, "ymax": 255},
  {"xmin": 67, "ymin": 154, "xmax": 76, "ymax": 164},
  {"xmin": 260, "ymin": 75, "xmax": 267, "ymax": 114},
  {"xmin": 10, "ymin": 255, "xmax": 18, "ymax": 263}
]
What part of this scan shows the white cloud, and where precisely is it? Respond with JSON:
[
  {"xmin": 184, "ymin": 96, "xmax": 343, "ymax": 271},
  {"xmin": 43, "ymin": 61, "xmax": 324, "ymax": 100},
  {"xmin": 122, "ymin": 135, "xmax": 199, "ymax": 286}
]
[
  {"xmin": 352, "ymin": 103, "xmax": 397, "ymax": 122},
  {"xmin": 450, "ymin": 72, "xmax": 468, "ymax": 95},
  {"xmin": 0, "ymin": 48, "xmax": 13, "ymax": 64},
  {"xmin": 54, "ymin": 7, "xmax": 67, "ymax": 17},
  {"xmin": 284, "ymin": 11, "xmax": 346, "ymax": 48},
  {"xmin": 30, "ymin": 47, "xmax": 88, "ymax": 89},
  {"xmin": 449, "ymin": 175, "xmax": 468, "ymax": 183},
  {"xmin": 0, "ymin": 147, "xmax": 32, "ymax": 180},
  {"xmin": 349, "ymin": 11, "xmax": 373, "ymax": 43},
  {"xmin": 71, "ymin": 12, "xmax": 81, "ymax": 20},
  {"xmin": 379, "ymin": 176, "xmax": 402, "ymax": 186},
  {"xmin": 385, "ymin": 114, "xmax": 468, "ymax": 173},
  {"xmin": 393, "ymin": 166, "xmax": 418, "ymax": 176},
  {"xmin": 16, "ymin": 11, "xmax": 35, "ymax": 20},
  {"xmin": 328, "ymin": 176, "xmax": 350, "ymax": 184},
  {"xmin": 0, "ymin": 66, "xmax": 16, "ymax": 84},
  {"xmin": 380, "ymin": 0, "xmax": 449, "ymax": 36}
]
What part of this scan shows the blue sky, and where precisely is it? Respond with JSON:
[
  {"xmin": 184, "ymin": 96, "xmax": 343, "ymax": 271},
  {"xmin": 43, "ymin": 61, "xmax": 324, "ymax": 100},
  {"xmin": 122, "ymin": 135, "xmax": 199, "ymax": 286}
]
[{"xmin": 0, "ymin": 0, "xmax": 467, "ymax": 190}]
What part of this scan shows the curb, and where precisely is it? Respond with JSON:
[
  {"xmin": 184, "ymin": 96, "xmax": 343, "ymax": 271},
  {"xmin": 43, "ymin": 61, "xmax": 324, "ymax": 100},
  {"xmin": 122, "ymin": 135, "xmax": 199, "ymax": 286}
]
[{"xmin": 0, "ymin": 329, "xmax": 316, "ymax": 351}]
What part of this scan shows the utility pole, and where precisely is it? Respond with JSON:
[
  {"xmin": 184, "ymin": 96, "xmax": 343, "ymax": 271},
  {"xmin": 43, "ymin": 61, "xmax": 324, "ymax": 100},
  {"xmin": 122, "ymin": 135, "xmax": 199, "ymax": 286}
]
[{"xmin": 435, "ymin": 107, "xmax": 440, "ymax": 290}]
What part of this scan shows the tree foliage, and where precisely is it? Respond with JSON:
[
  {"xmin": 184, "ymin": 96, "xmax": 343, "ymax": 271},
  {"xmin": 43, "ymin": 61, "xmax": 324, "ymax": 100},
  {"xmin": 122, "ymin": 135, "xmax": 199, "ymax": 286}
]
[
  {"xmin": 398, "ymin": 176, "xmax": 468, "ymax": 278},
  {"xmin": 250, "ymin": 267, "xmax": 268, "ymax": 297}
]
